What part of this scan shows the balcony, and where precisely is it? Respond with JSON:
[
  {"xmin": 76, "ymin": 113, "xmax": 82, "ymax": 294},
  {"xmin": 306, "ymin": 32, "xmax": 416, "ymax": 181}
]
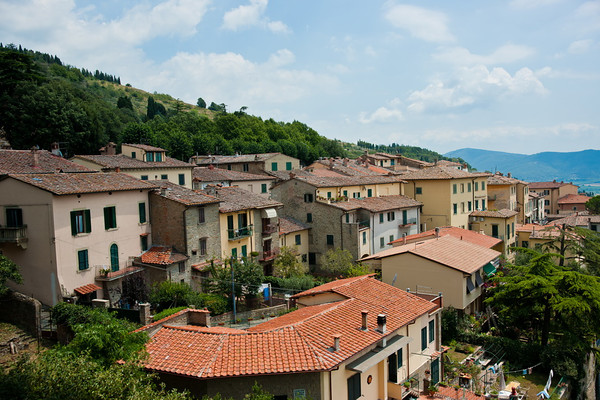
[
  {"xmin": 261, "ymin": 224, "xmax": 278, "ymax": 236},
  {"xmin": 94, "ymin": 265, "xmax": 144, "ymax": 282},
  {"xmin": 228, "ymin": 225, "xmax": 253, "ymax": 240},
  {"xmin": 491, "ymin": 234, "xmax": 505, "ymax": 240},
  {"xmin": 0, "ymin": 225, "xmax": 28, "ymax": 248},
  {"xmin": 260, "ymin": 249, "xmax": 278, "ymax": 261},
  {"xmin": 358, "ymin": 220, "xmax": 370, "ymax": 229},
  {"xmin": 398, "ymin": 218, "xmax": 417, "ymax": 227}
]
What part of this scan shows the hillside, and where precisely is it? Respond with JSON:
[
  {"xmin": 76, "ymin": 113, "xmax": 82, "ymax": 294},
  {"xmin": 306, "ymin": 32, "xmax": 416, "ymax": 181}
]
[{"xmin": 445, "ymin": 148, "xmax": 600, "ymax": 185}]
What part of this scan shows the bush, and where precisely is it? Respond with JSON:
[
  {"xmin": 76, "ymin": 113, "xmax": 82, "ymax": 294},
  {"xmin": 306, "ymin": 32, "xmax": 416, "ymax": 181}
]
[
  {"xmin": 153, "ymin": 306, "xmax": 187, "ymax": 322},
  {"xmin": 264, "ymin": 275, "xmax": 316, "ymax": 291}
]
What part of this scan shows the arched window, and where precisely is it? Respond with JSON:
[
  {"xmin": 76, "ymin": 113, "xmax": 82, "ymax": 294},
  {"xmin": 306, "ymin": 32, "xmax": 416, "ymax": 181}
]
[{"xmin": 110, "ymin": 244, "xmax": 119, "ymax": 272}]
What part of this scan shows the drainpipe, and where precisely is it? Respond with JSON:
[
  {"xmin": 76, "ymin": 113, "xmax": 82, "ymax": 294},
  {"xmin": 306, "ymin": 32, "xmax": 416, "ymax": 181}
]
[{"xmin": 340, "ymin": 212, "xmax": 345, "ymax": 251}]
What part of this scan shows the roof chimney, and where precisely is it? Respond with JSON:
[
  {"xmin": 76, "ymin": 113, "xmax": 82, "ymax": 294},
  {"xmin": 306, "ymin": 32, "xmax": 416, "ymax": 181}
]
[
  {"xmin": 208, "ymin": 164, "xmax": 214, "ymax": 170},
  {"xmin": 160, "ymin": 187, "xmax": 168, "ymax": 197},
  {"xmin": 31, "ymin": 146, "xmax": 39, "ymax": 167},
  {"xmin": 50, "ymin": 142, "xmax": 62, "ymax": 157},
  {"xmin": 361, "ymin": 310, "xmax": 368, "ymax": 331},
  {"xmin": 332, "ymin": 334, "xmax": 341, "ymax": 351},
  {"xmin": 507, "ymin": 172, "xmax": 512, "ymax": 178},
  {"xmin": 107, "ymin": 142, "xmax": 116, "ymax": 155},
  {"xmin": 402, "ymin": 233, "xmax": 407, "ymax": 245},
  {"xmin": 376, "ymin": 314, "xmax": 387, "ymax": 334},
  {"xmin": 115, "ymin": 167, "xmax": 120, "ymax": 173},
  {"xmin": 435, "ymin": 227, "xmax": 440, "ymax": 238}
]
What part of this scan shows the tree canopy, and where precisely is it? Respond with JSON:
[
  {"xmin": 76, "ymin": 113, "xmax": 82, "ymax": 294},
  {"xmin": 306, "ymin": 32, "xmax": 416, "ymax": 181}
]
[{"xmin": 0, "ymin": 255, "xmax": 23, "ymax": 296}]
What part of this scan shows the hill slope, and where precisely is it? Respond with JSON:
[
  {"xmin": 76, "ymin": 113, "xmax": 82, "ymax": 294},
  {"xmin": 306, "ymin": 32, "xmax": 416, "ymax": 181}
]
[{"xmin": 445, "ymin": 148, "xmax": 600, "ymax": 184}]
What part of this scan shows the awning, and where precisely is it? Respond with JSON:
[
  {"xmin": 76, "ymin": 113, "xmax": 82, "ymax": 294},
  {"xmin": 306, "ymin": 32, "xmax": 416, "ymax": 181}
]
[
  {"xmin": 261, "ymin": 208, "xmax": 277, "ymax": 219},
  {"xmin": 74, "ymin": 283, "xmax": 102, "ymax": 295},
  {"xmin": 483, "ymin": 262, "xmax": 497, "ymax": 277},
  {"xmin": 346, "ymin": 334, "xmax": 412, "ymax": 372},
  {"xmin": 466, "ymin": 276, "xmax": 475, "ymax": 294},
  {"xmin": 475, "ymin": 271, "xmax": 484, "ymax": 286}
]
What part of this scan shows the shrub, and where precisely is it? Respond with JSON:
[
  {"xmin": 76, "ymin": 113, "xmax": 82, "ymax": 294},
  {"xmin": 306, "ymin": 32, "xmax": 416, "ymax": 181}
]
[{"xmin": 153, "ymin": 306, "xmax": 187, "ymax": 322}]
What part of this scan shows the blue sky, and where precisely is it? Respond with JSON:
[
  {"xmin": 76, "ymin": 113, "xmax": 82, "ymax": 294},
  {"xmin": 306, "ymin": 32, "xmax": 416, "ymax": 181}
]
[{"xmin": 1, "ymin": 0, "xmax": 599, "ymax": 155}]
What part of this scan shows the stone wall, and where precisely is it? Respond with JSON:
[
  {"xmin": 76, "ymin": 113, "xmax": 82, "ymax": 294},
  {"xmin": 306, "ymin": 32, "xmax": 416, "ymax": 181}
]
[
  {"xmin": 210, "ymin": 304, "xmax": 288, "ymax": 325},
  {"xmin": 0, "ymin": 291, "xmax": 42, "ymax": 338}
]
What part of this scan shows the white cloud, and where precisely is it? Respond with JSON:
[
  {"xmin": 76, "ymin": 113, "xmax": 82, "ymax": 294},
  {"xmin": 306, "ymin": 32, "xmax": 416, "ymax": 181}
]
[
  {"xmin": 383, "ymin": 3, "xmax": 454, "ymax": 43},
  {"xmin": 570, "ymin": 1, "xmax": 600, "ymax": 33},
  {"xmin": 222, "ymin": 0, "xmax": 290, "ymax": 34},
  {"xmin": 359, "ymin": 105, "xmax": 404, "ymax": 124},
  {"xmin": 433, "ymin": 44, "xmax": 535, "ymax": 66},
  {"xmin": 568, "ymin": 39, "xmax": 593, "ymax": 54},
  {"xmin": 509, "ymin": 0, "xmax": 562, "ymax": 9},
  {"xmin": 407, "ymin": 65, "xmax": 547, "ymax": 113}
]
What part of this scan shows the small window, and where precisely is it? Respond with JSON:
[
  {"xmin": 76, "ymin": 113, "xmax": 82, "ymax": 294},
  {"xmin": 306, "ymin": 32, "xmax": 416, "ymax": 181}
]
[
  {"xmin": 178, "ymin": 174, "xmax": 185, "ymax": 185},
  {"xmin": 243, "ymin": 163, "xmax": 249, "ymax": 172},
  {"xmin": 397, "ymin": 348, "xmax": 403, "ymax": 368},
  {"xmin": 481, "ymin": 181, "xmax": 486, "ymax": 190},
  {"xmin": 198, "ymin": 207, "xmax": 205, "ymax": 223},
  {"xmin": 345, "ymin": 214, "xmax": 350, "ymax": 223},
  {"xmin": 6, "ymin": 208, "xmax": 23, "ymax": 227},
  {"xmin": 327, "ymin": 191, "xmax": 332, "ymax": 199},
  {"xmin": 241, "ymin": 245, "xmax": 247, "ymax": 258},
  {"xmin": 415, "ymin": 187, "xmax": 422, "ymax": 195},
  {"xmin": 482, "ymin": 199, "xmax": 486, "ymax": 210},
  {"xmin": 429, "ymin": 320, "xmax": 435, "ymax": 343},
  {"xmin": 468, "ymin": 201, "xmax": 472, "ymax": 212},
  {"xmin": 304, "ymin": 193, "xmax": 314, "ymax": 203},
  {"xmin": 295, "ymin": 234, "xmax": 301, "ymax": 245},
  {"xmin": 367, "ymin": 189, "xmax": 373, "ymax": 197},
  {"xmin": 475, "ymin": 200, "xmax": 479, "ymax": 210},
  {"xmin": 461, "ymin": 202, "xmax": 465, "ymax": 213},
  {"xmin": 140, "ymin": 235, "xmax": 148, "ymax": 251},
  {"xmin": 286, "ymin": 161, "xmax": 292, "ymax": 171},
  {"xmin": 77, "ymin": 249, "xmax": 89, "ymax": 271},
  {"xmin": 161, "ymin": 174, "xmax": 168, "ymax": 180},
  {"xmin": 379, "ymin": 213, "xmax": 384, "ymax": 223},
  {"xmin": 199, "ymin": 238, "xmax": 207, "ymax": 255},
  {"xmin": 131, "ymin": 152, "xmax": 136, "ymax": 159},
  {"xmin": 453, "ymin": 184, "xmax": 457, "ymax": 194},
  {"xmin": 306, "ymin": 213, "xmax": 313, "ymax": 223},
  {"xmin": 231, "ymin": 248, "xmax": 237, "ymax": 258},
  {"xmin": 145, "ymin": 153, "xmax": 154, "ymax": 162},
  {"xmin": 271, "ymin": 162, "xmax": 278, "ymax": 171},
  {"xmin": 261, "ymin": 183, "xmax": 267, "ymax": 193},
  {"xmin": 389, "ymin": 235, "xmax": 394, "ymax": 243},
  {"xmin": 104, "ymin": 206, "xmax": 117, "ymax": 230},
  {"xmin": 110, "ymin": 243, "xmax": 119, "ymax": 272},
  {"xmin": 362, "ymin": 231, "xmax": 367, "ymax": 245},
  {"xmin": 421, "ymin": 327, "xmax": 427, "ymax": 351},
  {"xmin": 466, "ymin": 276, "xmax": 475, "ymax": 293},
  {"xmin": 141, "ymin": 175, "xmax": 148, "ymax": 180},
  {"xmin": 326, "ymin": 235, "xmax": 334, "ymax": 245},
  {"xmin": 138, "ymin": 202, "xmax": 147, "ymax": 224},
  {"xmin": 227, "ymin": 164, "xmax": 232, "ymax": 170},
  {"xmin": 70, "ymin": 210, "xmax": 91, "ymax": 235},
  {"xmin": 343, "ymin": 190, "xmax": 348, "ymax": 197},
  {"xmin": 468, "ymin": 183, "xmax": 472, "ymax": 192},
  {"xmin": 347, "ymin": 373, "xmax": 361, "ymax": 400},
  {"xmin": 460, "ymin": 183, "xmax": 464, "ymax": 193},
  {"xmin": 155, "ymin": 153, "xmax": 162, "ymax": 162},
  {"xmin": 380, "ymin": 237, "xmax": 385, "ymax": 248},
  {"xmin": 301, "ymin": 254, "xmax": 307, "ymax": 262},
  {"xmin": 387, "ymin": 211, "xmax": 395, "ymax": 221},
  {"xmin": 453, "ymin": 203, "xmax": 457, "ymax": 215},
  {"xmin": 475, "ymin": 182, "xmax": 479, "ymax": 191},
  {"xmin": 179, "ymin": 263, "xmax": 185, "ymax": 273}
]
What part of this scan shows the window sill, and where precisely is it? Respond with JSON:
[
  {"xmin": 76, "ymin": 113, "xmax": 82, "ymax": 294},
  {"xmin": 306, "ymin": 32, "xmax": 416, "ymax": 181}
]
[
  {"xmin": 105, "ymin": 227, "xmax": 119, "ymax": 232},
  {"xmin": 73, "ymin": 233, "xmax": 91, "ymax": 238}
]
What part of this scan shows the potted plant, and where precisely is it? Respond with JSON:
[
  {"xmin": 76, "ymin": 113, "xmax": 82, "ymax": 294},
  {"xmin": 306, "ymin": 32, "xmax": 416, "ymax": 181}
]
[
  {"xmin": 100, "ymin": 268, "xmax": 110, "ymax": 277},
  {"xmin": 428, "ymin": 385, "xmax": 438, "ymax": 395},
  {"xmin": 403, "ymin": 381, "xmax": 411, "ymax": 388}
]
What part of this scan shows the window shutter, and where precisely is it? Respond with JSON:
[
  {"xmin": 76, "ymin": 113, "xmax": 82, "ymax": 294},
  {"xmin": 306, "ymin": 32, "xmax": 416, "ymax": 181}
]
[
  {"xmin": 139, "ymin": 203, "xmax": 146, "ymax": 223},
  {"xmin": 70, "ymin": 211, "xmax": 77, "ymax": 236},
  {"xmin": 84, "ymin": 210, "xmax": 91, "ymax": 233},
  {"xmin": 112, "ymin": 207, "xmax": 117, "ymax": 228},
  {"xmin": 104, "ymin": 207, "xmax": 111, "ymax": 230}
]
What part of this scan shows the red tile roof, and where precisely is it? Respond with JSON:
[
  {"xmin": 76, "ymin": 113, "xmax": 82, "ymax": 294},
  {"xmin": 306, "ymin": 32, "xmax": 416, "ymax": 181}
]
[
  {"xmin": 470, "ymin": 209, "xmax": 518, "ymax": 218},
  {"xmin": 123, "ymin": 143, "xmax": 167, "ymax": 152},
  {"xmin": 435, "ymin": 386, "xmax": 484, "ymax": 400},
  {"xmin": 0, "ymin": 149, "xmax": 93, "ymax": 174},
  {"xmin": 210, "ymin": 186, "xmax": 283, "ymax": 213},
  {"xmin": 330, "ymin": 194, "xmax": 422, "ymax": 212},
  {"xmin": 3, "ymin": 172, "xmax": 157, "ymax": 195},
  {"xmin": 399, "ymin": 166, "xmax": 490, "ymax": 180},
  {"xmin": 151, "ymin": 180, "xmax": 219, "ymax": 206},
  {"xmin": 194, "ymin": 153, "xmax": 283, "ymax": 165},
  {"xmin": 279, "ymin": 216, "xmax": 310, "ymax": 235},
  {"xmin": 557, "ymin": 193, "xmax": 590, "ymax": 204},
  {"xmin": 529, "ymin": 181, "xmax": 576, "ymax": 189},
  {"xmin": 550, "ymin": 212, "xmax": 600, "ymax": 227},
  {"xmin": 362, "ymin": 235, "xmax": 500, "ymax": 274},
  {"xmin": 193, "ymin": 167, "xmax": 274, "ymax": 182},
  {"xmin": 73, "ymin": 154, "xmax": 194, "ymax": 169},
  {"xmin": 487, "ymin": 173, "xmax": 523, "ymax": 185},
  {"xmin": 140, "ymin": 246, "xmax": 188, "ymax": 265},
  {"xmin": 74, "ymin": 283, "xmax": 102, "ymax": 295},
  {"xmin": 143, "ymin": 276, "xmax": 438, "ymax": 379},
  {"xmin": 293, "ymin": 174, "xmax": 406, "ymax": 187},
  {"xmin": 309, "ymin": 168, "xmax": 346, "ymax": 177},
  {"xmin": 390, "ymin": 226, "xmax": 502, "ymax": 249}
]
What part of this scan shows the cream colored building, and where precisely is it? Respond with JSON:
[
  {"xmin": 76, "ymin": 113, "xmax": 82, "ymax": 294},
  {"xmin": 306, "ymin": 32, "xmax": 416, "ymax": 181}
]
[
  {"xmin": 192, "ymin": 166, "xmax": 275, "ymax": 197},
  {"xmin": 529, "ymin": 181, "xmax": 579, "ymax": 216},
  {"xmin": 278, "ymin": 216, "xmax": 310, "ymax": 269},
  {"xmin": 72, "ymin": 143, "xmax": 195, "ymax": 189},
  {"xmin": 362, "ymin": 235, "xmax": 500, "ymax": 314},
  {"xmin": 192, "ymin": 152, "xmax": 301, "ymax": 174},
  {"xmin": 0, "ymin": 173, "xmax": 155, "ymax": 305},
  {"xmin": 469, "ymin": 209, "xmax": 518, "ymax": 253},
  {"xmin": 400, "ymin": 166, "xmax": 490, "ymax": 231}
]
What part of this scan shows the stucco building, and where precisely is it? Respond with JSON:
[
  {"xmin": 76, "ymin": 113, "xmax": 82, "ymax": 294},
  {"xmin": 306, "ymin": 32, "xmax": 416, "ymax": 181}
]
[
  {"xmin": 192, "ymin": 152, "xmax": 301, "ymax": 175},
  {"xmin": 529, "ymin": 181, "xmax": 579, "ymax": 216},
  {"xmin": 192, "ymin": 166, "xmax": 275, "ymax": 196}
]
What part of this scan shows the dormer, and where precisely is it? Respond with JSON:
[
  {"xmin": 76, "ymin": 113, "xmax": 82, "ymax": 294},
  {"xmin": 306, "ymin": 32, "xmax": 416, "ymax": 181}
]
[{"xmin": 121, "ymin": 144, "xmax": 167, "ymax": 162}]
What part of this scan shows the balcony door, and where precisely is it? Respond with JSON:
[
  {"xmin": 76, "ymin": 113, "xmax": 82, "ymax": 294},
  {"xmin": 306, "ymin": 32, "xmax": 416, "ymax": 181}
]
[{"xmin": 6, "ymin": 208, "xmax": 23, "ymax": 227}]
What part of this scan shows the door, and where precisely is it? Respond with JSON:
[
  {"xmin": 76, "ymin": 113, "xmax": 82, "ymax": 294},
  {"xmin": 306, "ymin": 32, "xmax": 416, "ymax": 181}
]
[
  {"xmin": 388, "ymin": 353, "xmax": 398, "ymax": 382},
  {"xmin": 431, "ymin": 358, "xmax": 440, "ymax": 384},
  {"xmin": 227, "ymin": 215, "xmax": 234, "ymax": 239},
  {"xmin": 110, "ymin": 244, "xmax": 119, "ymax": 272}
]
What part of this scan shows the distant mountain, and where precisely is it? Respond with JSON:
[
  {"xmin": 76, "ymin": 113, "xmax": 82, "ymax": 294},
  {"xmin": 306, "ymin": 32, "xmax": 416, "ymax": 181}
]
[{"xmin": 444, "ymin": 148, "xmax": 600, "ymax": 185}]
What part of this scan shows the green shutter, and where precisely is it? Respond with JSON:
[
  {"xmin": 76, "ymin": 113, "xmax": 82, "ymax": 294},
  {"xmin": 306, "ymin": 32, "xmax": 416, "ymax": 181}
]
[
  {"xmin": 104, "ymin": 207, "xmax": 111, "ymax": 230},
  {"xmin": 70, "ymin": 211, "xmax": 77, "ymax": 236},
  {"xmin": 139, "ymin": 203, "xmax": 146, "ymax": 223},
  {"xmin": 421, "ymin": 327, "xmax": 427, "ymax": 350},
  {"xmin": 84, "ymin": 210, "xmax": 91, "ymax": 233},
  {"xmin": 112, "ymin": 207, "xmax": 116, "ymax": 228}
]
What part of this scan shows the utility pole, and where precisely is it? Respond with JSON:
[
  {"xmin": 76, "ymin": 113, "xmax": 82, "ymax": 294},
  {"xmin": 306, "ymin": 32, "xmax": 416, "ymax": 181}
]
[{"xmin": 231, "ymin": 256, "xmax": 236, "ymax": 324}]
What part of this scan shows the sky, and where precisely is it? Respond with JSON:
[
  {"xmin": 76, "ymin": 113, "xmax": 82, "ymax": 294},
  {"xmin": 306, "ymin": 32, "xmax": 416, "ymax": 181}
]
[{"xmin": 1, "ymin": 0, "xmax": 599, "ymax": 155}]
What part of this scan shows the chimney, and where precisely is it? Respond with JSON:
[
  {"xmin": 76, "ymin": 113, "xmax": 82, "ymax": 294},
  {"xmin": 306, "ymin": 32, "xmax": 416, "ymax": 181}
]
[
  {"xmin": 361, "ymin": 310, "xmax": 368, "ymax": 331},
  {"xmin": 31, "ymin": 146, "xmax": 39, "ymax": 167},
  {"xmin": 107, "ymin": 142, "xmax": 116, "ymax": 155},
  {"xmin": 50, "ymin": 142, "xmax": 62, "ymax": 157},
  {"xmin": 289, "ymin": 172, "xmax": 296, "ymax": 179},
  {"xmin": 434, "ymin": 227, "xmax": 440, "ymax": 238},
  {"xmin": 115, "ymin": 167, "xmax": 120, "ymax": 173},
  {"xmin": 332, "ymin": 334, "xmax": 341, "ymax": 351},
  {"xmin": 160, "ymin": 187, "xmax": 168, "ymax": 197},
  {"xmin": 208, "ymin": 164, "xmax": 214, "ymax": 170},
  {"xmin": 402, "ymin": 233, "xmax": 407, "ymax": 245},
  {"xmin": 507, "ymin": 172, "xmax": 512, "ymax": 178},
  {"xmin": 376, "ymin": 314, "xmax": 387, "ymax": 333}
]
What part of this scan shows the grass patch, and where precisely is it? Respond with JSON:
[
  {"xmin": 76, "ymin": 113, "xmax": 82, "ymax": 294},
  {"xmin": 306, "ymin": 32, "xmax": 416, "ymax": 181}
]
[
  {"xmin": 446, "ymin": 347, "xmax": 470, "ymax": 364},
  {"xmin": 504, "ymin": 371, "xmax": 554, "ymax": 399}
]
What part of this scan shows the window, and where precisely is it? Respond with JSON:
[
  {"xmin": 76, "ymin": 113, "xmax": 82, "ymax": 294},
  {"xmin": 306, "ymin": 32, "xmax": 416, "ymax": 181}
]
[
  {"xmin": 199, "ymin": 238, "xmax": 207, "ymax": 255},
  {"xmin": 70, "ymin": 210, "xmax": 91, "ymax": 235},
  {"xmin": 131, "ymin": 152, "xmax": 136, "ymax": 159},
  {"xmin": 138, "ymin": 202, "xmax": 147, "ymax": 224},
  {"xmin": 362, "ymin": 231, "xmax": 367, "ymax": 245},
  {"xmin": 286, "ymin": 161, "xmax": 292, "ymax": 171},
  {"xmin": 421, "ymin": 327, "xmax": 427, "ymax": 351},
  {"xmin": 460, "ymin": 183, "xmax": 464, "ymax": 193},
  {"xmin": 304, "ymin": 193, "xmax": 314, "ymax": 203},
  {"xmin": 141, "ymin": 175, "xmax": 148, "ymax": 180},
  {"xmin": 145, "ymin": 153, "xmax": 154, "ymax": 162},
  {"xmin": 475, "ymin": 182, "xmax": 479, "ymax": 191},
  {"xmin": 544, "ymin": 199, "xmax": 550, "ymax": 206},
  {"xmin": 295, "ymin": 234, "xmax": 301, "ymax": 245},
  {"xmin": 241, "ymin": 245, "xmax": 247, "ymax": 258},
  {"xmin": 453, "ymin": 184, "xmax": 457, "ymax": 194},
  {"xmin": 198, "ymin": 207, "xmax": 205, "ymax": 223},
  {"xmin": 453, "ymin": 203, "xmax": 458, "ymax": 215},
  {"xmin": 261, "ymin": 184, "xmax": 267, "ymax": 193},
  {"xmin": 522, "ymin": 240, "xmax": 529, "ymax": 248},
  {"xmin": 155, "ymin": 153, "xmax": 162, "ymax": 162},
  {"xmin": 271, "ymin": 162, "xmax": 278, "ymax": 171},
  {"xmin": 353, "ymin": 192, "xmax": 360, "ymax": 198},
  {"xmin": 389, "ymin": 235, "xmax": 394, "ymax": 243},
  {"xmin": 461, "ymin": 202, "xmax": 465, "ymax": 213},
  {"xmin": 491, "ymin": 224, "xmax": 499, "ymax": 238},
  {"xmin": 482, "ymin": 199, "xmax": 486, "ymax": 210},
  {"xmin": 388, "ymin": 352, "xmax": 398, "ymax": 383},
  {"xmin": 347, "ymin": 373, "xmax": 361, "ymax": 400},
  {"xmin": 110, "ymin": 243, "xmax": 119, "ymax": 272},
  {"xmin": 387, "ymin": 211, "xmax": 395, "ymax": 221},
  {"xmin": 466, "ymin": 276, "xmax": 475, "ymax": 293},
  {"xmin": 178, "ymin": 174, "xmax": 185, "ymax": 185},
  {"xmin": 77, "ymin": 249, "xmax": 89, "ymax": 271},
  {"xmin": 397, "ymin": 348, "xmax": 403, "ymax": 367},
  {"xmin": 415, "ymin": 187, "xmax": 422, "ymax": 195},
  {"xmin": 302, "ymin": 254, "xmax": 308, "ymax": 262},
  {"xmin": 507, "ymin": 223, "xmax": 511, "ymax": 238},
  {"xmin": 343, "ymin": 190, "xmax": 348, "ymax": 197},
  {"xmin": 468, "ymin": 183, "xmax": 472, "ymax": 192},
  {"xmin": 379, "ymin": 213, "xmax": 384, "ymax": 223},
  {"xmin": 231, "ymin": 248, "xmax": 237, "ymax": 258},
  {"xmin": 6, "ymin": 208, "xmax": 23, "ymax": 227},
  {"xmin": 367, "ymin": 189, "xmax": 373, "ymax": 197},
  {"xmin": 380, "ymin": 237, "xmax": 385, "ymax": 248},
  {"xmin": 327, "ymin": 191, "xmax": 332, "ymax": 199},
  {"xmin": 345, "ymin": 214, "xmax": 350, "ymax": 223},
  {"xmin": 429, "ymin": 320, "xmax": 435, "ymax": 343},
  {"xmin": 179, "ymin": 262, "xmax": 185, "ymax": 273},
  {"xmin": 468, "ymin": 201, "xmax": 472, "ymax": 212},
  {"xmin": 481, "ymin": 181, "xmax": 486, "ymax": 190},
  {"xmin": 161, "ymin": 174, "xmax": 168, "ymax": 180},
  {"xmin": 227, "ymin": 164, "xmax": 232, "ymax": 170},
  {"xmin": 104, "ymin": 206, "xmax": 117, "ymax": 230},
  {"xmin": 475, "ymin": 200, "xmax": 479, "ymax": 210},
  {"xmin": 309, "ymin": 253, "xmax": 316, "ymax": 264},
  {"xmin": 402, "ymin": 210, "xmax": 408, "ymax": 225},
  {"xmin": 243, "ymin": 163, "xmax": 249, "ymax": 172},
  {"xmin": 140, "ymin": 235, "xmax": 148, "ymax": 251},
  {"xmin": 306, "ymin": 213, "xmax": 313, "ymax": 223},
  {"xmin": 326, "ymin": 235, "xmax": 334, "ymax": 245}
]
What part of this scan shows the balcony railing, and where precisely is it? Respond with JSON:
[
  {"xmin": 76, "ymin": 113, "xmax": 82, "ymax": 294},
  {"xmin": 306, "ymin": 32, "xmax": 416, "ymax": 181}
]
[
  {"xmin": 94, "ymin": 265, "xmax": 144, "ymax": 282},
  {"xmin": 0, "ymin": 225, "xmax": 28, "ymax": 246},
  {"xmin": 491, "ymin": 234, "xmax": 505, "ymax": 240},
  {"xmin": 399, "ymin": 218, "xmax": 417, "ymax": 227},
  {"xmin": 358, "ymin": 220, "xmax": 370, "ymax": 229},
  {"xmin": 228, "ymin": 225, "xmax": 253, "ymax": 240},
  {"xmin": 262, "ymin": 224, "xmax": 278, "ymax": 235}
]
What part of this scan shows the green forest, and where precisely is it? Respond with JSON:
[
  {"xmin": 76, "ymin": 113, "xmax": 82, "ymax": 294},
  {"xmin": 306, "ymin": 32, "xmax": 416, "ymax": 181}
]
[{"xmin": 0, "ymin": 44, "xmax": 460, "ymax": 165}]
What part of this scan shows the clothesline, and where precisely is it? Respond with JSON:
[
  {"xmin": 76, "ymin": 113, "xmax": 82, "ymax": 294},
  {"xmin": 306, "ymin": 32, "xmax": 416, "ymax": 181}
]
[{"xmin": 488, "ymin": 361, "xmax": 543, "ymax": 375}]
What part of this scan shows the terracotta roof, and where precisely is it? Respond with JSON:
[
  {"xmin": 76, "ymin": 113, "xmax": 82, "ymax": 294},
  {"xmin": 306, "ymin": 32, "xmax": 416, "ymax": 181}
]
[
  {"xmin": 0, "ymin": 149, "xmax": 93, "ymax": 174},
  {"xmin": 140, "ymin": 246, "xmax": 188, "ymax": 265},
  {"xmin": 293, "ymin": 174, "xmax": 406, "ymax": 188},
  {"xmin": 74, "ymin": 283, "xmax": 102, "ymax": 295},
  {"xmin": 330, "ymin": 195, "xmax": 422, "ymax": 212},
  {"xmin": 470, "ymin": 209, "xmax": 518, "ymax": 218},
  {"xmin": 166, "ymin": 325, "xmax": 247, "ymax": 334},
  {"xmin": 390, "ymin": 226, "xmax": 502, "ymax": 249},
  {"xmin": 435, "ymin": 386, "xmax": 484, "ymax": 400},
  {"xmin": 309, "ymin": 168, "xmax": 347, "ymax": 177},
  {"xmin": 194, "ymin": 153, "xmax": 283, "ymax": 165},
  {"xmin": 366, "ymin": 153, "xmax": 390, "ymax": 160},
  {"xmin": 209, "ymin": 186, "xmax": 283, "ymax": 213},
  {"xmin": 279, "ymin": 216, "xmax": 310, "ymax": 235},
  {"xmin": 557, "ymin": 193, "xmax": 590, "ymax": 204},
  {"xmin": 362, "ymin": 235, "xmax": 500, "ymax": 274},
  {"xmin": 399, "ymin": 166, "xmax": 490, "ymax": 180},
  {"xmin": 123, "ymin": 143, "xmax": 167, "ymax": 152},
  {"xmin": 550, "ymin": 212, "xmax": 600, "ymax": 227},
  {"xmin": 151, "ymin": 180, "xmax": 219, "ymax": 206},
  {"xmin": 516, "ymin": 223, "xmax": 562, "ymax": 239},
  {"xmin": 192, "ymin": 167, "xmax": 274, "ymax": 182},
  {"xmin": 72, "ymin": 154, "xmax": 194, "ymax": 169},
  {"xmin": 487, "ymin": 173, "xmax": 521, "ymax": 185},
  {"xmin": 143, "ymin": 276, "xmax": 438, "ymax": 379},
  {"xmin": 435, "ymin": 160, "xmax": 464, "ymax": 167},
  {"xmin": 3, "ymin": 172, "xmax": 157, "ymax": 195},
  {"xmin": 307, "ymin": 159, "xmax": 388, "ymax": 177},
  {"xmin": 529, "ymin": 181, "xmax": 576, "ymax": 189}
]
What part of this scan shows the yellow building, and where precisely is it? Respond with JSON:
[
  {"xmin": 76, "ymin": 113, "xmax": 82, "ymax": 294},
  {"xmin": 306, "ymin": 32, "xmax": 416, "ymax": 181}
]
[
  {"xmin": 192, "ymin": 152, "xmax": 301, "ymax": 174},
  {"xmin": 278, "ymin": 216, "xmax": 310, "ymax": 269},
  {"xmin": 72, "ymin": 143, "xmax": 195, "ymax": 188},
  {"xmin": 400, "ymin": 166, "xmax": 490, "ymax": 230},
  {"xmin": 469, "ymin": 209, "xmax": 518, "ymax": 253}
]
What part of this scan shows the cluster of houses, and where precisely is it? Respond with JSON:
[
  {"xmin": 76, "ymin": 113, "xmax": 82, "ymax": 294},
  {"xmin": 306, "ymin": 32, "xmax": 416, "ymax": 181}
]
[{"xmin": 0, "ymin": 144, "xmax": 597, "ymax": 400}]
